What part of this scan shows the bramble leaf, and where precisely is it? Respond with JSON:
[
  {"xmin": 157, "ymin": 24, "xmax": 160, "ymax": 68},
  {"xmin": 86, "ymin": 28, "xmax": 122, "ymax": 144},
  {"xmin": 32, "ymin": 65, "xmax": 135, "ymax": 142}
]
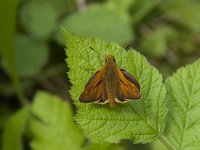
[
  {"xmin": 64, "ymin": 29, "xmax": 167, "ymax": 143},
  {"xmin": 164, "ymin": 59, "xmax": 200, "ymax": 150}
]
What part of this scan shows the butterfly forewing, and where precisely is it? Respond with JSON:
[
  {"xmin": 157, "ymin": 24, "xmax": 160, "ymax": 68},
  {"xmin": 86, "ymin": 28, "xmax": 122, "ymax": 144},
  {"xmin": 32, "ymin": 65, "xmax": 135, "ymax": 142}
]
[
  {"xmin": 79, "ymin": 69, "xmax": 108, "ymax": 103},
  {"xmin": 115, "ymin": 68, "xmax": 141, "ymax": 103},
  {"xmin": 121, "ymin": 69, "xmax": 140, "ymax": 90}
]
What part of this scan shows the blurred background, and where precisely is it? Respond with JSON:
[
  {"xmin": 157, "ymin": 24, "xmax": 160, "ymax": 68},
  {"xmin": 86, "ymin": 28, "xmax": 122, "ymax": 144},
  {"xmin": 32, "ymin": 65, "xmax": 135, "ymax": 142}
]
[{"xmin": 0, "ymin": 0, "xmax": 200, "ymax": 149}]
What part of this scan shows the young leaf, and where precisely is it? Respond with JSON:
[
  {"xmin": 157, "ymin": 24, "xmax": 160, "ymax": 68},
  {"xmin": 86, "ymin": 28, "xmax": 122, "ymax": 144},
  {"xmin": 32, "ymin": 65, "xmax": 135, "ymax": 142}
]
[
  {"xmin": 30, "ymin": 91, "xmax": 84, "ymax": 150},
  {"xmin": 164, "ymin": 59, "xmax": 200, "ymax": 149},
  {"xmin": 64, "ymin": 29, "xmax": 167, "ymax": 143},
  {"xmin": 2, "ymin": 107, "xmax": 29, "ymax": 150}
]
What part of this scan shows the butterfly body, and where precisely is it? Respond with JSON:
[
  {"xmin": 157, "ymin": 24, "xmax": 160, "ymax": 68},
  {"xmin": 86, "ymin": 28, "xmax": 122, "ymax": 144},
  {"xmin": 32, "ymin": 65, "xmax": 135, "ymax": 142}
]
[
  {"xmin": 103, "ymin": 56, "xmax": 119, "ymax": 107},
  {"xmin": 79, "ymin": 55, "xmax": 141, "ymax": 107}
]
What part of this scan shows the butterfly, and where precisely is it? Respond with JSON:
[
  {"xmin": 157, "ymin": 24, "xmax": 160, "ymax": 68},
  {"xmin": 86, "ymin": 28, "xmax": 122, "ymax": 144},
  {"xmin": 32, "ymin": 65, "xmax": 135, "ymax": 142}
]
[{"xmin": 79, "ymin": 55, "xmax": 141, "ymax": 107}]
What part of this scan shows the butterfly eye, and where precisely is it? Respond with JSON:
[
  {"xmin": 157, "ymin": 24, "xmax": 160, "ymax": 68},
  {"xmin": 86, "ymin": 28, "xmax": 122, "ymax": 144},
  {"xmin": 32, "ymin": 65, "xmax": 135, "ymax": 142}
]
[
  {"xmin": 105, "ymin": 58, "xmax": 108, "ymax": 63},
  {"xmin": 113, "ymin": 57, "xmax": 116, "ymax": 63}
]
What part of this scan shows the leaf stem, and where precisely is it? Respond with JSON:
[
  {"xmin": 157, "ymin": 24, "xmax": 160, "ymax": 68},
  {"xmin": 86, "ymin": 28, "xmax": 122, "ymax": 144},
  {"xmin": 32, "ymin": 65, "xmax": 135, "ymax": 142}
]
[{"xmin": 159, "ymin": 135, "xmax": 173, "ymax": 150}]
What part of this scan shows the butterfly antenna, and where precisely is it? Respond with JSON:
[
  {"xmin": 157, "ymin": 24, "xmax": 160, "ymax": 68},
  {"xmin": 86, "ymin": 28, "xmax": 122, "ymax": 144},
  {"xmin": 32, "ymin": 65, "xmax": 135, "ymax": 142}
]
[
  {"xmin": 89, "ymin": 47, "xmax": 104, "ymax": 65},
  {"xmin": 124, "ymin": 44, "xmax": 131, "ymax": 50}
]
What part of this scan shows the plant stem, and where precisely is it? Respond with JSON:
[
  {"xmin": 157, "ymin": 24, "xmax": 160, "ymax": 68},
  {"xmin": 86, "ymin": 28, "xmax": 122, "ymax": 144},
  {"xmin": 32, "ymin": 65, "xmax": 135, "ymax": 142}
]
[{"xmin": 12, "ymin": 74, "xmax": 27, "ymax": 106}]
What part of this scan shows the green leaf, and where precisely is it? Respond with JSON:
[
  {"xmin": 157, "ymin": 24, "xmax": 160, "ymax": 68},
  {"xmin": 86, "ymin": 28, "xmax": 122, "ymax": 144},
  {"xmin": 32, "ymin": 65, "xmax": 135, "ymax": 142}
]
[
  {"xmin": 35, "ymin": 0, "xmax": 75, "ymax": 16},
  {"xmin": 20, "ymin": 1, "xmax": 58, "ymax": 39},
  {"xmin": 14, "ymin": 34, "xmax": 48, "ymax": 77},
  {"xmin": 2, "ymin": 107, "xmax": 29, "ymax": 150},
  {"xmin": 150, "ymin": 139, "xmax": 168, "ymax": 150},
  {"xmin": 103, "ymin": 0, "xmax": 135, "ymax": 18},
  {"xmin": 57, "ymin": 6, "xmax": 133, "ymax": 45},
  {"xmin": 30, "ymin": 91, "xmax": 84, "ymax": 150},
  {"xmin": 164, "ymin": 59, "xmax": 200, "ymax": 150},
  {"xmin": 64, "ymin": 29, "xmax": 167, "ymax": 143},
  {"xmin": 85, "ymin": 143, "xmax": 118, "ymax": 150}
]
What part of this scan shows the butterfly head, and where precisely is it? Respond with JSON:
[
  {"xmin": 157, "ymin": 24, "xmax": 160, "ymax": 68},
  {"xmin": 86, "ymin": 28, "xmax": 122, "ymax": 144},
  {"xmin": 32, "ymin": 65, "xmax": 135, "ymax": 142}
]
[{"xmin": 105, "ymin": 55, "xmax": 116, "ymax": 64}]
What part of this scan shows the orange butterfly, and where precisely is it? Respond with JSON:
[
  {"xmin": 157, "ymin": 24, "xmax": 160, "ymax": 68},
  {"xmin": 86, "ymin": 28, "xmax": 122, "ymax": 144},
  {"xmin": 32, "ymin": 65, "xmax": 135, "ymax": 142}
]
[{"xmin": 79, "ymin": 55, "xmax": 141, "ymax": 107}]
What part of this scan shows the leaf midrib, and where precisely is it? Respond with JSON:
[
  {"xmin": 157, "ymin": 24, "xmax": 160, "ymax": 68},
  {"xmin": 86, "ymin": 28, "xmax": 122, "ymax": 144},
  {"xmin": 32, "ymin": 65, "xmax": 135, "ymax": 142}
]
[
  {"xmin": 178, "ymin": 67, "xmax": 197, "ymax": 150},
  {"xmin": 128, "ymin": 104, "xmax": 157, "ymax": 133}
]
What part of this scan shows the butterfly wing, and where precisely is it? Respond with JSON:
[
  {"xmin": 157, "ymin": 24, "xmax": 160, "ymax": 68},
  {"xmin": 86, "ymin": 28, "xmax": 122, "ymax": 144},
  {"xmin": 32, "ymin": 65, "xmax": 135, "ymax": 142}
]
[
  {"xmin": 115, "ymin": 69, "xmax": 141, "ymax": 103},
  {"xmin": 79, "ymin": 69, "xmax": 108, "ymax": 104}
]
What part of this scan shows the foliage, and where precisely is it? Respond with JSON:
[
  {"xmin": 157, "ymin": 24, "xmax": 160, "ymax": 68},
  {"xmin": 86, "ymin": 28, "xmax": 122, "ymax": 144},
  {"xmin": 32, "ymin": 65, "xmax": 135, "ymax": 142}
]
[
  {"xmin": 64, "ymin": 29, "xmax": 167, "ymax": 143},
  {"xmin": 63, "ymin": 29, "xmax": 200, "ymax": 149},
  {"xmin": 1, "ymin": 0, "xmax": 200, "ymax": 150},
  {"xmin": 2, "ymin": 107, "xmax": 28, "ymax": 150},
  {"xmin": 2, "ymin": 91, "xmax": 84, "ymax": 150},
  {"xmin": 30, "ymin": 91, "xmax": 84, "ymax": 150},
  {"xmin": 164, "ymin": 60, "xmax": 200, "ymax": 149}
]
